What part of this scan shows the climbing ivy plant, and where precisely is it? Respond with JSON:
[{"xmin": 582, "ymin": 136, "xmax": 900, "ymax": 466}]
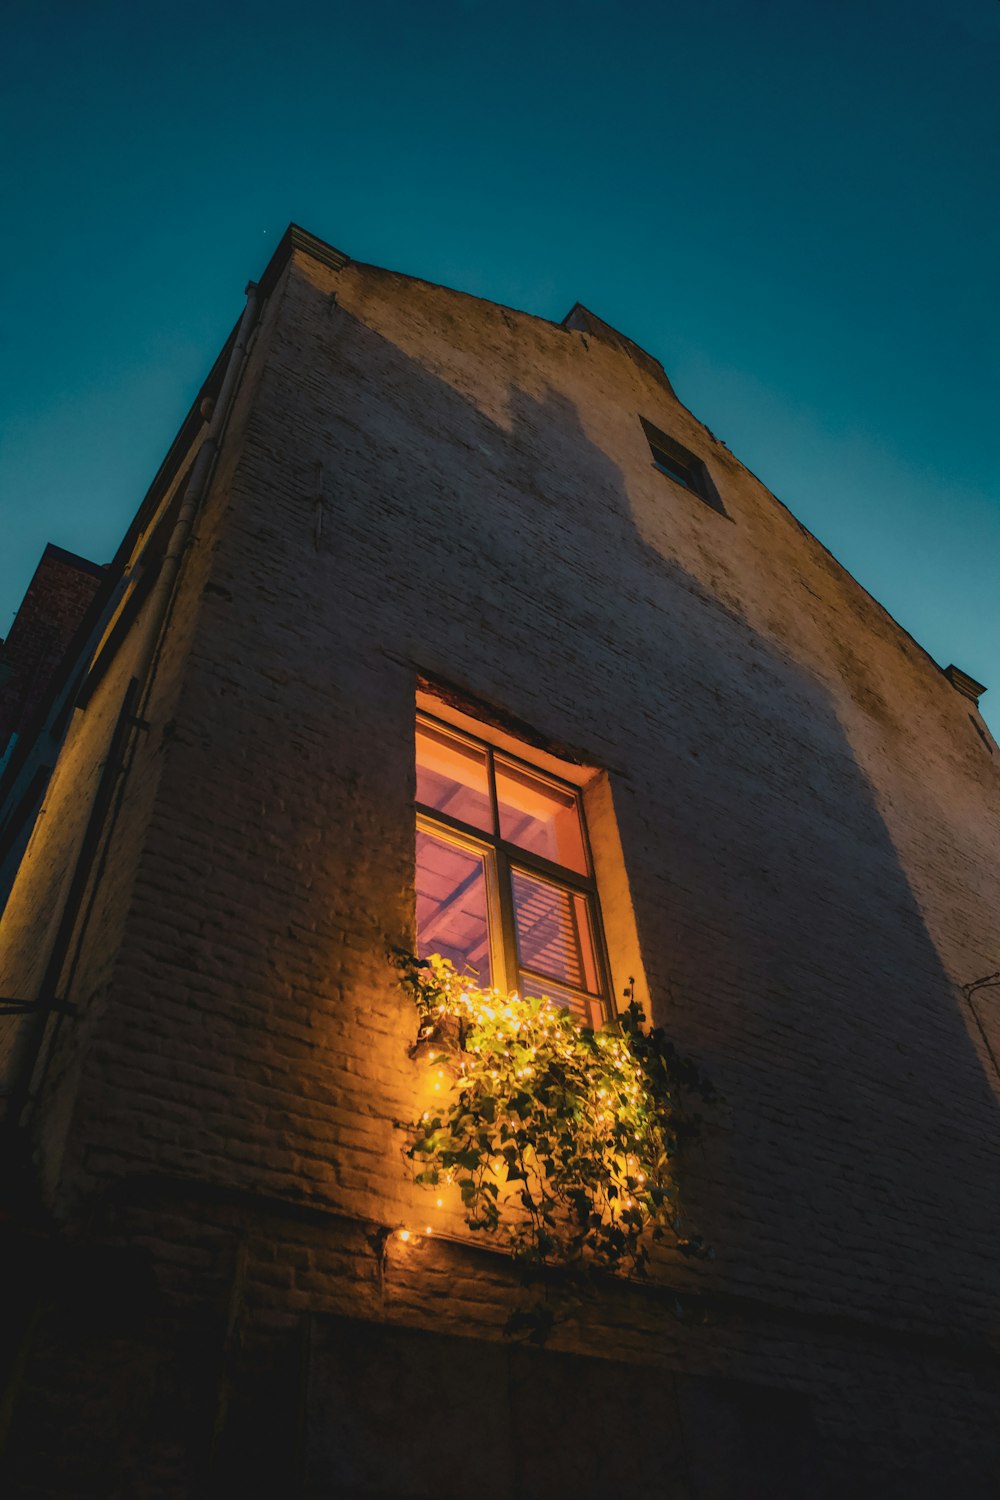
[{"xmin": 394, "ymin": 951, "xmax": 714, "ymax": 1278}]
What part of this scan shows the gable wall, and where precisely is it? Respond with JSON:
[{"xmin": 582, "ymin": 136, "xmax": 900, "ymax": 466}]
[{"xmin": 3, "ymin": 246, "xmax": 998, "ymax": 1493}]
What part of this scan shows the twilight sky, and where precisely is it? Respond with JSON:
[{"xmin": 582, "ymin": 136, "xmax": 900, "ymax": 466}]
[{"xmin": 2, "ymin": 0, "xmax": 998, "ymax": 728}]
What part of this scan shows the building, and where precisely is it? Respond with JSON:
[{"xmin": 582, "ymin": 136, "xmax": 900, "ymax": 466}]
[
  {"xmin": 1, "ymin": 225, "xmax": 998, "ymax": 1497},
  {"xmin": 0, "ymin": 544, "xmax": 104, "ymax": 768},
  {"xmin": 0, "ymin": 545, "xmax": 107, "ymax": 916}
]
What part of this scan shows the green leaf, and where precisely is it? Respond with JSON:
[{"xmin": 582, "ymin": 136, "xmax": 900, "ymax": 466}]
[{"xmin": 394, "ymin": 948, "xmax": 713, "ymax": 1275}]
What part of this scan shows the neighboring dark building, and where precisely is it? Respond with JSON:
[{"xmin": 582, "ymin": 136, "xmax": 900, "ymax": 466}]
[
  {"xmin": 1, "ymin": 226, "xmax": 998, "ymax": 1498},
  {"xmin": 0, "ymin": 544, "xmax": 104, "ymax": 766}
]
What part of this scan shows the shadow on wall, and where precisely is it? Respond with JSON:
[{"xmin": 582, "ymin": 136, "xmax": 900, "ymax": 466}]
[
  {"xmin": 2, "ymin": 268, "xmax": 999, "ymax": 1500},
  {"xmin": 291, "ymin": 283, "xmax": 1000, "ymax": 1344}
]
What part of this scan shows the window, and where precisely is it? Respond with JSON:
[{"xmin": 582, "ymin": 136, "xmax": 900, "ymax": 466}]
[
  {"xmin": 415, "ymin": 713, "xmax": 610, "ymax": 1027},
  {"xmin": 640, "ymin": 417, "xmax": 727, "ymax": 516}
]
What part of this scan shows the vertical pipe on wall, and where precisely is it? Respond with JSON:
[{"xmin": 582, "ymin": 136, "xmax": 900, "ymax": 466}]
[{"xmin": 3, "ymin": 282, "xmax": 261, "ymax": 1141}]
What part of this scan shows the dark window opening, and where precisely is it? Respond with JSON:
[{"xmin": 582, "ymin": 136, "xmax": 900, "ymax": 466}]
[{"xmin": 640, "ymin": 417, "xmax": 727, "ymax": 516}]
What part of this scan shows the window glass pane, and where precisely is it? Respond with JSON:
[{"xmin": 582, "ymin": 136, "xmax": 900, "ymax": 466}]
[
  {"xmin": 495, "ymin": 759, "xmax": 587, "ymax": 873},
  {"xmin": 651, "ymin": 448, "xmax": 695, "ymax": 489},
  {"xmin": 416, "ymin": 721, "xmax": 492, "ymax": 832},
  {"xmin": 511, "ymin": 868, "xmax": 599, "ymax": 994},
  {"xmin": 519, "ymin": 974, "xmax": 604, "ymax": 1029},
  {"xmin": 415, "ymin": 829, "xmax": 493, "ymax": 986}
]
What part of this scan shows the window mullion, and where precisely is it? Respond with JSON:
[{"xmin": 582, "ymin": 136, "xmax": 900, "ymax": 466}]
[
  {"xmin": 487, "ymin": 745, "xmax": 519, "ymax": 995},
  {"xmin": 497, "ymin": 841, "xmax": 593, "ymax": 892},
  {"xmin": 486, "ymin": 745, "xmax": 500, "ymax": 837},
  {"xmin": 587, "ymin": 889, "xmax": 615, "ymax": 1023},
  {"xmin": 494, "ymin": 844, "xmax": 521, "ymax": 996}
]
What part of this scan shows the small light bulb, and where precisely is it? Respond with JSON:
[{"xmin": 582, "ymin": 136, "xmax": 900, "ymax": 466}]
[
  {"xmin": 425, "ymin": 1225, "xmax": 433, "ymax": 1235},
  {"xmin": 398, "ymin": 1229, "xmax": 411, "ymax": 1243},
  {"xmin": 436, "ymin": 1197, "xmax": 443, "ymax": 1207}
]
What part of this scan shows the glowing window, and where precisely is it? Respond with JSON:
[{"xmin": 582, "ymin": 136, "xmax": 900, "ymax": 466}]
[
  {"xmin": 416, "ymin": 720, "xmax": 492, "ymax": 832},
  {"xmin": 415, "ymin": 713, "xmax": 609, "ymax": 1027},
  {"xmin": 495, "ymin": 758, "xmax": 587, "ymax": 874}
]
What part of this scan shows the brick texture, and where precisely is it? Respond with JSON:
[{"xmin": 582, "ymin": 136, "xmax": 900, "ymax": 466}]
[
  {"xmin": 1, "ymin": 241, "xmax": 998, "ymax": 1496},
  {"xmin": 0, "ymin": 544, "xmax": 104, "ymax": 757}
]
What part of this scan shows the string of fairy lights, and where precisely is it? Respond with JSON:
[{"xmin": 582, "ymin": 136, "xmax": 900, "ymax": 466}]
[{"xmin": 391, "ymin": 952, "xmax": 692, "ymax": 1272}]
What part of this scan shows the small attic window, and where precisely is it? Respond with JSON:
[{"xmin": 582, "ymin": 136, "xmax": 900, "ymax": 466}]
[{"xmin": 640, "ymin": 417, "xmax": 726, "ymax": 516}]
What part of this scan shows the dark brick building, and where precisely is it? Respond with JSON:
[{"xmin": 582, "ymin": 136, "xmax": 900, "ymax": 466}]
[
  {"xmin": 1, "ymin": 226, "xmax": 998, "ymax": 1497},
  {"xmin": 0, "ymin": 544, "xmax": 104, "ymax": 765}
]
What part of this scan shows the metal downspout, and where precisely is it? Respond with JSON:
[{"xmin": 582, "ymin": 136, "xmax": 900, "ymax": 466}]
[{"xmin": 3, "ymin": 280, "xmax": 261, "ymax": 1139}]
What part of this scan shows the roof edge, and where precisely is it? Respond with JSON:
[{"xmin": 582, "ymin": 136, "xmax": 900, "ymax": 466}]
[
  {"xmin": 561, "ymin": 303, "xmax": 676, "ymax": 398},
  {"xmin": 257, "ymin": 224, "xmax": 351, "ymax": 298},
  {"xmin": 39, "ymin": 543, "xmax": 106, "ymax": 580},
  {"xmin": 943, "ymin": 664, "xmax": 988, "ymax": 704},
  {"xmin": 252, "ymin": 226, "xmax": 982, "ymax": 719},
  {"xmin": 254, "ymin": 226, "xmax": 679, "ymax": 403}
]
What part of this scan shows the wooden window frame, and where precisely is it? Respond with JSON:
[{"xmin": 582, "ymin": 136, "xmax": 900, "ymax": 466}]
[
  {"xmin": 639, "ymin": 416, "xmax": 727, "ymax": 516},
  {"xmin": 416, "ymin": 712, "xmax": 613, "ymax": 1025}
]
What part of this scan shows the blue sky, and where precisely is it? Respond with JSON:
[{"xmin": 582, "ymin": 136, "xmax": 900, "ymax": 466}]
[{"xmin": 2, "ymin": 0, "xmax": 998, "ymax": 727}]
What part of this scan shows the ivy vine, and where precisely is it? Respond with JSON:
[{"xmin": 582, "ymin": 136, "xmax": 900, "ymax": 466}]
[{"xmin": 393, "ymin": 951, "xmax": 714, "ymax": 1279}]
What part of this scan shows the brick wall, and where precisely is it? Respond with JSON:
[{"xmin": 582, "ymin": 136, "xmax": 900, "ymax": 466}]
[
  {"xmin": 0, "ymin": 544, "xmax": 104, "ymax": 758},
  {"xmin": 1, "ymin": 240, "xmax": 998, "ymax": 1495}
]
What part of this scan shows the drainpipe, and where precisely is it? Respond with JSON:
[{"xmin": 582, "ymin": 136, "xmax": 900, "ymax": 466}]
[
  {"xmin": 3, "ymin": 281, "xmax": 261, "ymax": 1139},
  {"xmin": 128, "ymin": 282, "xmax": 259, "ymax": 707}
]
